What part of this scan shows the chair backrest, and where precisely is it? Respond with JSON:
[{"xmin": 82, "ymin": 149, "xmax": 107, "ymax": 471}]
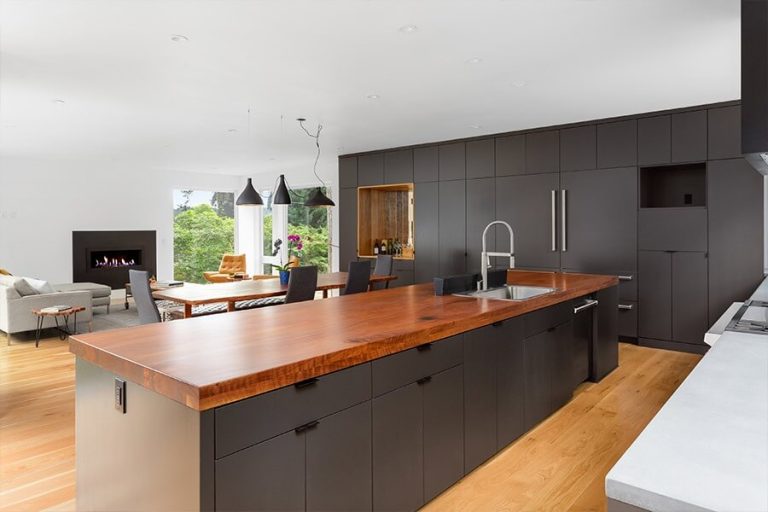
[
  {"xmin": 372, "ymin": 255, "xmax": 394, "ymax": 290},
  {"xmin": 218, "ymin": 254, "xmax": 246, "ymax": 274},
  {"xmin": 284, "ymin": 266, "xmax": 318, "ymax": 304},
  {"xmin": 343, "ymin": 260, "xmax": 372, "ymax": 295},
  {"xmin": 129, "ymin": 270, "xmax": 162, "ymax": 324}
]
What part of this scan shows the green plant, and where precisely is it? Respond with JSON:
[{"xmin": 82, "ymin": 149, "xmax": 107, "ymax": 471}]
[
  {"xmin": 271, "ymin": 235, "xmax": 304, "ymax": 272},
  {"xmin": 173, "ymin": 204, "xmax": 235, "ymax": 283}
]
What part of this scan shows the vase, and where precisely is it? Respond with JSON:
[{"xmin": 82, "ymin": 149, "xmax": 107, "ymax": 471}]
[{"xmin": 279, "ymin": 270, "xmax": 290, "ymax": 285}]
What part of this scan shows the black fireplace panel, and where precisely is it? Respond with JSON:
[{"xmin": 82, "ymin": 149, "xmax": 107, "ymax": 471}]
[{"xmin": 73, "ymin": 231, "xmax": 156, "ymax": 289}]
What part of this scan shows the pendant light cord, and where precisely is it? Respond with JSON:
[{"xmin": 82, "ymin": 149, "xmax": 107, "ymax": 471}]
[{"xmin": 298, "ymin": 119, "xmax": 327, "ymax": 189}]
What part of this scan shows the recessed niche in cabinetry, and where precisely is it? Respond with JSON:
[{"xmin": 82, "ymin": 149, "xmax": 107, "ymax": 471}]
[
  {"xmin": 357, "ymin": 183, "xmax": 415, "ymax": 259},
  {"xmin": 640, "ymin": 163, "xmax": 706, "ymax": 208}
]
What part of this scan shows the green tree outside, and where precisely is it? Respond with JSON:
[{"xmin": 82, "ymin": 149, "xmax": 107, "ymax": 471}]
[{"xmin": 174, "ymin": 203, "xmax": 235, "ymax": 283}]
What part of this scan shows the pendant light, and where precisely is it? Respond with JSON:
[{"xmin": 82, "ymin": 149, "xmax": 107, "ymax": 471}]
[
  {"xmin": 272, "ymin": 174, "xmax": 292, "ymax": 205},
  {"xmin": 235, "ymin": 107, "xmax": 264, "ymax": 207},
  {"xmin": 297, "ymin": 118, "xmax": 335, "ymax": 207}
]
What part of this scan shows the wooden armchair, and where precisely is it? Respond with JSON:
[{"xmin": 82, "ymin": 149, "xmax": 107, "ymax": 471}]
[{"xmin": 203, "ymin": 254, "xmax": 247, "ymax": 283}]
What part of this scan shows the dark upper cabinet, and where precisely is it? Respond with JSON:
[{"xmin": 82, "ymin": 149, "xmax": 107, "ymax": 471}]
[
  {"xmin": 466, "ymin": 178, "xmax": 496, "ymax": 274},
  {"xmin": 496, "ymin": 173, "xmax": 560, "ymax": 271},
  {"xmin": 708, "ymin": 105, "xmax": 742, "ymax": 160},
  {"xmin": 638, "ymin": 115, "xmax": 671, "ymax": 166},
  {"xmin": 358, "ymin": 153, "xmax": 385, "ymax": 186},
  {"xmin": 708, "ymin": 158, "xmax": 764, "ymax": 324},
  {"xmin": 560, "ymin": 167, "xmax": 638, "ymax": 273},
  {"xmin": 339, "ymin": 156, "xmax": 358, "ymax": 189},
  {"xmin": 597, "ymin": 120, "xmax": 637, "ymax": 168},
  {"xmin": 672, "ymin": 252, "xmax": 708, "ymax": 345},
  {"xmin": 639, "ymin": 250, "xmax": 672, "ymax": 341},
  {"xmin": 638, "ymin": 208, "xmax": 707, "ymax": 252},
  {"xmin": 495, "ymin": 319, "xmax": 525, "ymax": 449},
  {"xmin": 306, "ymin": 402, "xmax": 372, "ymax": 512},
  {"xmin": 415, "ymin": 182, "xmax": 440, "ymax": 284},
  {"xmin": 439, "ymin": 142, "xmax": 466, "ymax": 181},
  {"xmin": 466, "ymin": 139, "xmax": 495, "ymax": 179},
  {"xmin": 560, "ymin": 125, "xmax": 596, "ymax": 171},
  {"xmin": 671, "ymin": 110, "xmax": 707, "ymax": 163},
  {"xmin": 384, "ymin": 149, "xmax": 414, "ymax": 184},
  {"xmin": 525, "ymin": 130, "xmax": 560, "ymax": 173},
  {"xmin": 339, "ymin": 188, "xmax": 357, "ymax": 271},
  {"xmin": 414, "ymin": 146, "xmax": 439, "ymax": 182},
  {"xmin": 495, "ymin": 134, "xmax": 526, "ymax": 176},
  {"xmin": 463, "ymin": 326, "xmax": 498, "ymax": 473},
  {"xmin": 439, "ymin": 180, "xmax": 466, "ymax": 276}
]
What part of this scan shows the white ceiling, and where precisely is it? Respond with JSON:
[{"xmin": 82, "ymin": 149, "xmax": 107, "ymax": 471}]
[{"xmin": 0, "ymin": 0, "xmax": 739, "ymax": 179}]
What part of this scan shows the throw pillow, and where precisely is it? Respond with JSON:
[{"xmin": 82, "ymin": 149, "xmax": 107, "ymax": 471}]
[
  {"xmin": 14, "ymin": 278, "xmax": 40, "ymax": 297},
  {"xmin": 0, "ymin": 268, "xmax": 11, "ymax": 276},
  {"xmin": 25, "ymin": 277, "xmax": 56, "ymax": 294}
]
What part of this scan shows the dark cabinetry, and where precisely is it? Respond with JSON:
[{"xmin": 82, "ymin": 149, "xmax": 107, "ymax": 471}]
[
  {"xmin": 638, "ymin": 116, "xmax": 671, "ymax": 166},
  {"xmin": 466, "ymin": 177, "xmax": 496, "ymax": 273},
  {"xmin": 339, "ymin": 156, "xmax": 358, "ymax": 189},
  {"xmin": 708, "ymin": 106, "xmax": 741, "ymax": 160},
  {"xmin": 384, "ymin": 149, "xmax": 414, "ymax": 184},
  {"xmin": 358, "ymin": 153, "xmax": 384, "ymax": 186},
  {"xmin": 671, "ymin": 110, "xmax": 707, "ymax": 163},
  {"xmin": 467, "ymin": 139, "xmax": 495, "ymax": 179},
  {"xmin": 339, "ymin": 188, "xmax": 357, "ymax": 271},
  {"xmin": 495, "ymin": 134, "xmax": 525, "ymax": 176},
  {"xmin": 525, "ymin": 130, "xmax": 560, "ymax": 173},
  {"xmin": 439, "ymin": 142, "xmax": 466, "ymax": 181},
  {"xmin": 414, "ymin": 146, "xmax": 439, "ymax": 183},
  {"xmin": 560, "ymin": 125, "xmax": 596, "ymax": 171},
  {"xmin": 597, "ymin": 120, "xmax": 637, "ymax": 168},
  {"xmin": 415, "ymin": 182, "xmax": 439, "ymax": 283},
  {"xmin": 439, "ymin": 180, "xmax": 466, "ymax": 275}
]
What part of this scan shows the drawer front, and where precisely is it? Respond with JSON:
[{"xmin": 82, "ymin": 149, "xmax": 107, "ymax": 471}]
[
  {"xmin": 617, "ymin": 273, "xmax": 637, "ymax": 301},
  {"xmin": 215, "ymin": 363, "xmax": 372, "ymax": 458},
  {"xmin": 372, "ymin": 334, "xmax": 463, "ymax": 396},
  {"xmin": 523, "ymin": 301, "xmax": 572, "ymax": 338},
  {"xmin": 618, "ymin": 301, "xmax": 638, "ymax": 338},
  {"xmin": 638, "ymin": 208, "xmax": 707, "ymax": 252}
]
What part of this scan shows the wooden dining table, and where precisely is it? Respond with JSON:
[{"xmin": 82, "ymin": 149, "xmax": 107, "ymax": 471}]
[{"xmin": 152, "ymin": 272, "xmax": 398, "ymax": 318}]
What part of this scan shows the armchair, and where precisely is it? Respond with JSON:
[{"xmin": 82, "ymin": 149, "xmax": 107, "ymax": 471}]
[{"xmin": 203, "ymin": 254, "xmax": 247, "ymax": 283}]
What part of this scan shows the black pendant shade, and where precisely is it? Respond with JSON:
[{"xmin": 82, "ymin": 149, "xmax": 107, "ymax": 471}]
[
  {"xmin": 235, "ymin": 178, "xmax": 263, "ymax": 206},
  {"xmin": 304, "ymin": 187, "xmax": 335, "ymax": 207},
  {"xmin": 273, "ymin": 174, "xmax": 292, "ymax": 205}
]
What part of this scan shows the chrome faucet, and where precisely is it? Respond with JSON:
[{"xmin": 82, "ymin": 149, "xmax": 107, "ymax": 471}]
[{"xmin": 479, "ymin": 221, "xmax": 515, "ymax": 291}]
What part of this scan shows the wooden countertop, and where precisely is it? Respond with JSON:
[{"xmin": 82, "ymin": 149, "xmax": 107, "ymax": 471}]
[{"xmin": 69, "ymin": 270, "xmax": 617, "ymax": 411}]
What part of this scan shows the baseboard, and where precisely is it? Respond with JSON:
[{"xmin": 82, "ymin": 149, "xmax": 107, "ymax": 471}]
[{"xmin": 638, "ymin": 337, "xmax": 709, "ymax": 355}]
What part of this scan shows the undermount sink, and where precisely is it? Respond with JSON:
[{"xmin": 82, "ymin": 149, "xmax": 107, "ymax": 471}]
[{"xmin": 454, "ymin": 284, "xmax": 557, "ymax": 301}]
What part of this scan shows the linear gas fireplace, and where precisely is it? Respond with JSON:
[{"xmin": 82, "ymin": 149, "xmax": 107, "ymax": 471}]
[{"xmin": 73, "ymin": 231, "xmax": 156, "ymax": 289}]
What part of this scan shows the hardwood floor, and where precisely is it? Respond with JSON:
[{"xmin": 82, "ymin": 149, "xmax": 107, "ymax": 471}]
[{"xmin": 0, "ymin": 336, "xmax": 700, "ymax": 512}]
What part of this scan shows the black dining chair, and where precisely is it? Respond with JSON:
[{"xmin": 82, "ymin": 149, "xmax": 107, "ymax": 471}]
[
  {"xmin": 342, "ymin": 260, "xmax": 372, "ymax": 295},
  {"xmin": 372, "ymin": 255, "xmax": 394, "ymax": 290},
  {"xmin": 129, "ymin": 270, "xmax": 162, "ymax": 324},
  {"xmin": 284, "ymin": 266, "xmax": 318, "ymax": 304}
]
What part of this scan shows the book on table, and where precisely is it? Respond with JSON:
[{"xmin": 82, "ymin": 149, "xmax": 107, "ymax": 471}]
[{"xmin": 40, "ymin": 305, "xmax": 72, "ymax": 314}]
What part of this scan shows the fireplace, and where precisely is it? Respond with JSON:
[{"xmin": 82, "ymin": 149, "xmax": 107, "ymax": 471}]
[{"xmin": 73, "ymin": 231, "xmax": 156, "ymax": 289}]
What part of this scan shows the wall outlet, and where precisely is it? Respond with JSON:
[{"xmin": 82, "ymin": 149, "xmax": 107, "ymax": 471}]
[{"xmin": 114, "ymin": 378, "xmax": 126, "ymax": 413}]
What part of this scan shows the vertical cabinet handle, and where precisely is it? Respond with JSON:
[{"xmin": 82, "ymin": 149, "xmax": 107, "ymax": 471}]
[
  {"xmin": 550, "ymin": 190, "xmax": 557, "ymax": 252},
  {"xmin": 561, "ymin": 189, "xmax": 567, "ymax": 252}
]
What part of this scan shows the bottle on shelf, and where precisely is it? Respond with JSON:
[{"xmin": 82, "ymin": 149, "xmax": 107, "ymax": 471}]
[
  {"xmin": 380, "ymin": 239, "xmax": 387, "ymax": 255},
  {"xmin": 373, "ymin": 239, "xmax": 380, "ymax": 255}
]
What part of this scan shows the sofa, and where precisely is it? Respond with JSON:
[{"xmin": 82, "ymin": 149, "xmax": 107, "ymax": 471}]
[{"xmin": 0, "ymin": 275, "xmax": 93, "ymax": 343}]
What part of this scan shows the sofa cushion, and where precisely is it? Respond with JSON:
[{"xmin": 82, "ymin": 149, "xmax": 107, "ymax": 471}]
[
  {"xmin": 14, "ymin": 279, "xmax": 40, "ymax": 297},
  {"xmin": 25, "ymin": 277, "xmax": 57, "ymax": 294},
  {"xmin": 54, "ymin": 282, "xmax": 112, "ymax": 298}
]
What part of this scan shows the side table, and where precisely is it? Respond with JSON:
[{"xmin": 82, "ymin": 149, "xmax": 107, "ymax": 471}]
[{"xmin": 31, "ymin": 306, "xmax": 86, "ymax": 348}]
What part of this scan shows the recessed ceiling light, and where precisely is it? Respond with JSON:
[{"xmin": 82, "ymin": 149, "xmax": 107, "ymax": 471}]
[
  {"xmin": 367, "ymin": 94, "xmax": 380, "ymax": 100},
  {"xmin": 469, "ymin": 124, "xmax": 482, "ymax": 129},
  {"xmin": 511, "ymin": 80, "xmax": 528, "ymax": 88},
  {"xmin": 170, "ymin": 34, "xmax": 189, "ymax": 42},
  {"xmin": 466, "ymin": 57, "xmax": 483, "ymax": 64},
  {"xmin": 398, "ymin": 24, "xmax": 418, "ymax": 34},
  {"xmin": 52, "ymin": 99, "xmax": 65, "ymax": 104},
  {"xmin": 227, "ymin": 128, "xmax": 238, "ymax": 133}
]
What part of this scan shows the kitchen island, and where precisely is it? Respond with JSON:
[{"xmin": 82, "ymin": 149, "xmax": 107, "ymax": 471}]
[{"xmin": 71, "ymin": 270, "xmax": 618, "ymax": 512}]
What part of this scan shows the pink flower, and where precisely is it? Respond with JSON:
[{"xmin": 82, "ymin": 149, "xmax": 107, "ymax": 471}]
[{"xmin": 296, "ymin": 243, "xmax": 303, "ymax": 251}]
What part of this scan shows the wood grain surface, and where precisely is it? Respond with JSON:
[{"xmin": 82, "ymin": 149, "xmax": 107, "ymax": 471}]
[{"xmin": 69, "ymin": 271, "xmax": 618, "ymax": 411}]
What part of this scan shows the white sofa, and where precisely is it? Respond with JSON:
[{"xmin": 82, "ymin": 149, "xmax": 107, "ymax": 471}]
[{"xmin": 0, "ymin": 275, "xmax": 93, "ymax": 344}]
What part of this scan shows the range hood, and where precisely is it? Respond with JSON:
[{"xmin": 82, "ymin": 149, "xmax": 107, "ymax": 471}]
[{"xmin": 743, "ymin": 0, "xmax": 768, "ymax": 174}]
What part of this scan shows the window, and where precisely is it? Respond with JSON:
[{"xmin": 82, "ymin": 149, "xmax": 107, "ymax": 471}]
[
  {"xmin": 173, "ymin": 189, "xmax": 235, "ymax": 283},
  {"xmin": 287, "ymin": 187, "xmax": 330, "ymax": 272}
]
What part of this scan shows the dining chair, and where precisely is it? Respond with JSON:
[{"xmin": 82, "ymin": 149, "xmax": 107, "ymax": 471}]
[
  {"xmin": 342, "ymin": 260, "xmax": 372, "ymax": 295},
  {"xmin": 129, "ymin": 270, "xmax": 162, "ymax": 324},
  {"xmin": 372, "ymin": 255, "xmax": 394, "ymax": 290},
  {"xmin": 284, "ymin": 266, "xmax": 318, "ymax": 304}
]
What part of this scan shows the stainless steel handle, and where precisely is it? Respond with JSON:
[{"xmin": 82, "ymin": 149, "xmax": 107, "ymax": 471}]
[
  {"xmin": 618, "ymin": 275, "xmax": 633, "ymax": 281},
  {"xmin": 550, "ymin": 190, "xmax": 557, "ymax": 252},
  {"xmin": 561, "ymin": 189, "xmax": 567, "ymax": 252},
  {"xmin": 573, "ymin": 299, "xmax": 598, "ymax": 314},
  {"xmin": 618, "ymin": 304, "xmax": 634, "ymax": 311}
]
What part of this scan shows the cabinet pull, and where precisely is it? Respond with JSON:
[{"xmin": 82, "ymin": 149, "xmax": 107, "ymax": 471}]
[
  {"xmin": 294, "ymin": 420, "xmax": 319, "ymax": 434},
  {"xmin": 294, "ymin": 377, "xmax": 319, "ymax": 390},
  {"xmin": 417, "ymin": 376, "xmax": 432, "ymax": 385},
  {"xmin": 618, "ymin": 304, "xmax": 634, "ymax": 311},
  {"xmin": 618, "ymin": 275, "xmax": 633, "ymax": 281},
  {"xmin": 573, "ymin": 299, "xmax": 599, "ymax": 314},
  {"xmin": 416, "ymin": 343, "xmax": 432, "ymax": 352},
  {"xmin": 551, "ymin": 190, "xmax": 557, "ymax": 252},
  {"xmin": 561, "ymin": 189, "xmax": 567, "ymax": 252}
]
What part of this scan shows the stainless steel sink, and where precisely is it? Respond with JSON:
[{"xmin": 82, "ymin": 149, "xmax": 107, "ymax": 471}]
[{"xmin": 454, "ymin": 285, "xmax": 557, "ymax": 301}]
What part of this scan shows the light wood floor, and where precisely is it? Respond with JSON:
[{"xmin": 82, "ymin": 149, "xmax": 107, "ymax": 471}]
[{"xmin": 0, "ymin": 335, "xmax": 700, "ymax": 512}]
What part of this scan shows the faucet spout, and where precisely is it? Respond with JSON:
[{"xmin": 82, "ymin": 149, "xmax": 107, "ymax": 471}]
[{"xmin": 480, "ymin": 221, "xmax": 515, "ymax": 291}]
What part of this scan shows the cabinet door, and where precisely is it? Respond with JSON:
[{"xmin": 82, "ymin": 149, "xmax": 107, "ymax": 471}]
[
  {"xmin": 638, "ymin": 251, "xmax": 672, "ymax": 341},
  {"xmin": 339, "ymin": 156, "xmax": 358, "ymax": 189},
  {"xmin": 560, "ymin": 125, "xmax": 596, "ymax": 171},
  {"xmin": 384, "ymin": 149, "xmax": 414, "ymax": 184},
  {"xmin": 671, "ymin": 110, "xmax": 707, "ymax": 163},
  {"xmin": 496, "ymin": 173, "xmax": 560, "ymax": 270},
  {"xmin": 358, "ymin": 153, "xmax": 385, "ymax": 186},
  {"xmin": 463, "ymin": 326, "xmax": 498, "ymax": 472},
  {"xmin": 525, "ymin": 130, "xmax": 560, "ymax": 173},
  {"xmin": 551, "ymin": 321, "xmax": 575, "ymax": 409},
  {"xmin": 215, "ymin": 431, "xmax": 305, "ymax": 512},
  {"xmin": 415, "ymin": 182, "xmax": 440, "ymax": 283},
  {"xmin": 414, "ymin": 146, "xmax": 439, "ymax": 183},
  {"xmin": 495, "ymin": 134, "xmax": 525, "ymax": 176},
  {"xmin": 439, "ymin": 180, "xmax": 466, "ymax": 276},
  {"xmin": 593, "ymin": 286, "xmax": 619, "ymax": 381},
  {"xmin": 466, "ymin": 139, "xmax": 495, "ymax": 179},
  {"xmin": 561, "ymin": 167, "xmax": 637, "ymax": 273},
  {"xmin": 423, "ymin": 366, "xmax": 464, "ymax": 502},
  {"xmin": 597, "ymin": 120, "xmax": 637, "ymax": 168},
  {"xmin": 439, "ymin": 142, "xmax": 466, "ymax": 181},
  {"xmin": 373, "ymin": 383, "xmax": 423, "ymax": 511},
  {"xmin": 638, "ymin": 115, "xmax": 671, "ymax": 166},
  {"xmin": 523, "ymin": 329, "xmax": 554, "ymax": 429},
  {"xmin": 466, "ymin": 177, "xmax": 496, "ymax": 274},
  {"xmin": 496, "ymin": 319, "xmax": 525, "ymax": 449},
  {"xmin": 339, "ymin": 188, "xmax": 358, "ymax": 272},
  {"xmin": 672, "ymin": 252, "xmax": 708, "ymax": 345},
  {"xmin": 708, "ymin": 105, "xmax": 741, "ymax": 160},
  {"xmin": 307, "ymin": 402, "xmax": 372, "ymax": 512},
  {"xmin": 571, "ymin": 300, "xmax": 592, "ymax": 389}
]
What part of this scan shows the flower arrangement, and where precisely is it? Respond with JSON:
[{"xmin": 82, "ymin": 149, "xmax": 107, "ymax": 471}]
[{"xmin": 272, "ymin": 234, "xmax": 304, "ymax": 272}]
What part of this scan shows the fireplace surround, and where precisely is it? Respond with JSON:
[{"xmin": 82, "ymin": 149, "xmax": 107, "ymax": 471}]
[{"xmin": 72, "ymin": 231, "xmax": 156, "ymax": 289}]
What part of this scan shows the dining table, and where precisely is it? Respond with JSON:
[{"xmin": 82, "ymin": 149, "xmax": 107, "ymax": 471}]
[{"xmin": 152, "ymin": 271, "xmax": 398, "ymax": 318}]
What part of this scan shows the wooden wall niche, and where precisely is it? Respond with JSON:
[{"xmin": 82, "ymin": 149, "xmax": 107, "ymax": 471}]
[{"xmin": 357, "ymin": 183, "xmax": 415, "ymax": 259}]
